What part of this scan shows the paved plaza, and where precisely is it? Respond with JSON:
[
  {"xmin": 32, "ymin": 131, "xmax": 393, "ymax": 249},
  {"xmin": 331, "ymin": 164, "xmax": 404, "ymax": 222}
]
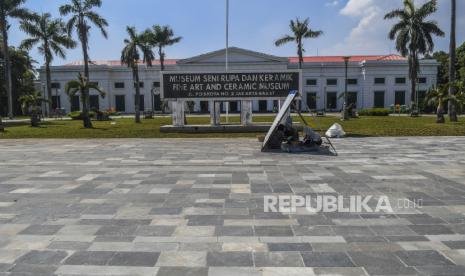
[{"xmin": 0, "ymin": 137, "xmax": 465, "ymax": 276}]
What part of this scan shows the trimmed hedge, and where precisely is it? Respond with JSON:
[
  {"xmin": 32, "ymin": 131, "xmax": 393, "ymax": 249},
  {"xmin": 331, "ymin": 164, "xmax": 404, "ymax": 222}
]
[
  {"xmin": 67, "ymin": 111, "xmax": 96, "ymax": 120},
  {"xmin": 358, "ymin": 108, "xmax": 390, "ymax": 116}
]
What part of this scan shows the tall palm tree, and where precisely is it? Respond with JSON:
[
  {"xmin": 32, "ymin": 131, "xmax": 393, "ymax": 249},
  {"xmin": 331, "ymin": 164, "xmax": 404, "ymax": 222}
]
[
  {"xmin": 121, "ymin": 26, "xmax": 154, "ymax": 123},
  {"xmin": 65, "ymin": 73, "xmax": 105, "ymax": 127},
  {"xmin": 19, "ymin": 13, "xmax": 76, "ymax": 116},
  {"xmin": 0, "ymin": 0, "xmax": 33, "ymax": 119},
  {"xmin": 449, "ymin": 0, "xmax": 457, "ymax": 122},
  {"xmin": 275, "ymin": 18, "xmax": 323, "ymax": 69},
  {"xmin": 149, "ymin": 25, "xmax": 182, "ymax": 71},
  {"xmin": 385, "ymin": 0, "xmax": 444, "ymax": 112},
  {"xmin": 59, "ymin": 0, "xmax": 108, "ymax": 128}
]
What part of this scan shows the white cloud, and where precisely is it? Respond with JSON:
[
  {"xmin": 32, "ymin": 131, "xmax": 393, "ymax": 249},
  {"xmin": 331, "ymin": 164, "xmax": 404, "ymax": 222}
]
[{"xmin": 325, "ymin": 0, "xmax": 340, "ymax": 7}]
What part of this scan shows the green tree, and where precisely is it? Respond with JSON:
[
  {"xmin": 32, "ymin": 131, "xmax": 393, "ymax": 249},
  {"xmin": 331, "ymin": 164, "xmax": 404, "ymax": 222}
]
[
  {"xmin": 147, "ymin": 25, "xmax": 182, "ymax": 71},
  {"xmin": 0, "ymin": 0, "xmax": 33, "ymax": 119},
  {"xmin": 121, "ymin": 26, "xmax": 154, "ymax": 123},
  {"xmin": 424, "ymin": 84, "xmax": 450, "ymax": 123},
  {"xmin": 385, "ymin": 0, "xmax": 444, "ymax": 112},
  {"xmin": 19, "ymin": 13, "xmax": 76, "ymax": 116},
  {"xmin": 59, "ymin": 0, "xmax": 108, "ymax": 128},
  {"xmin": 1, "ymin": 47, "xmax": 36, "ymax": 116},
  {"xmin": 18, "ymin": 91, "xmax": 48, "ymax": 127},
  {"xmin": 65, "ymin": 73, "xmax": 105, "ymax": 127},
  {"xmin": 275, "ymin": 18, "xmax": 323, "ymax": 69}
]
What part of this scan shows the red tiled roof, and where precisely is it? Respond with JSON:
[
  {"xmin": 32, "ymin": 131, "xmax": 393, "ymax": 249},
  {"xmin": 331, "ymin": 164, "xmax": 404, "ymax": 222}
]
[
  {"xmin": 288, "ymin": 55, "xmax": 406, "ymax": 63},
  {"xmin": 64, "ymin": 55, "xmax": 407, "ymax": 66},
  {"xmin": 65, "ymin": 59, "xmax": 179, "ymax": 66}
]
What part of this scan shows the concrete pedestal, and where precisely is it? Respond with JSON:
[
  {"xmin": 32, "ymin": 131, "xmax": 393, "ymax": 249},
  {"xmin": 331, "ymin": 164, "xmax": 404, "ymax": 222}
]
[
  {"xmin": 241, "ymin": 100, "xmax": 253, "ymax": 126},
  {"xmin": 210, "ymin": 101, "xmax": 221, "ymax": 125},
  {"xmin": 172, "ymin": 100, "xmax": 185, "ymax": 127}
]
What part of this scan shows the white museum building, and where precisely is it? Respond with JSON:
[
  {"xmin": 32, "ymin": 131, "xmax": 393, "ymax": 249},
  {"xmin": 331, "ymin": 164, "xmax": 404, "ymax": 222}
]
[{"xmin": 40, "ymin": 47, "xmax": 439, "ymax": 114}]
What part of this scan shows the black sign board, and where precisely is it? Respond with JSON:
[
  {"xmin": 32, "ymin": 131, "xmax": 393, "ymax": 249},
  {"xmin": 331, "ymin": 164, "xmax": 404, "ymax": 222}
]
[{"xmin": 161, "ymin": 72, "xmax": 300, "ymax": 99}]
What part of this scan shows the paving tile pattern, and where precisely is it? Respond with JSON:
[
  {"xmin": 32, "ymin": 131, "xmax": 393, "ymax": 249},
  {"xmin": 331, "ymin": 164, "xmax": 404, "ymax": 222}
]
[{"xmin": 0, "ymin": 138, "xmax": 465, "ymax": 275}]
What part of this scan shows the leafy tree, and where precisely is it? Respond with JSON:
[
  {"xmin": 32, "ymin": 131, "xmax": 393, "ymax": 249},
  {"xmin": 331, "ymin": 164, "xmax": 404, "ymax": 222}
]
[
  {"xmin": 18, "ymin": 91, "xmax": 48, "ymax": 127},
  {"xmin": 19, "ymin": 12, "xmax": 76, "ymax": 116},
  {"xmin": 121, "ymin": 26, "xmax": 154, "ymax": 123},
  {"xmin": 385, "ymin": 0, "xmax": 444, "ymax": 112},
  {"xmin": 0, "ymin": 0, "xmax": 33, "ymax": 118},
  {"xmin": 425, "ymin": 84, "xmax": 450, "ymax": 123},
  {"xmin": 275, "ymin": 18, "xmax": 323, "ymax": 69},
  {"xmin": 64, "ymin": 73, "xmax": 105, "ymax": 127},
  {"xmin": 59, "ymin": 0, "xmax": 108, "ymax": 128},
  {"xmin": 146, "ymin": 25, "xmax": 182, "ymax": 71},
  {"xmin": 0, "ymin": 47, "xmax": 36, "ymax": 116}
]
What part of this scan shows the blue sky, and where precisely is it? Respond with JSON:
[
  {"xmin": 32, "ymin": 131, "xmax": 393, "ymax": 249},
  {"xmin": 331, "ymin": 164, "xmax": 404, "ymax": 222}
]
[{"xmin": 9, "ymin": 0, "xmax": 465, "ymax": 65}]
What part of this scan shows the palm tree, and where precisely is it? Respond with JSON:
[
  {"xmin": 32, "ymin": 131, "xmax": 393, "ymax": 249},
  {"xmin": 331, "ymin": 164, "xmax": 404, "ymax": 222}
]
[
  {"xmin": 275, "ymin": 18, "xmax": 323, "ymax": 69},
  {"xmin": 149, "ymin": 25, "xmax": 182, "ymax": 71},
  {"xmin": 59, "ymin": 0, "xmax": 108, "ymax": 128},
  {"xmin": 449, "ymin": 0, "xmax": 457, "ymax": 122},
  {"xmin": 0, "ymin": 0, "xmax": 33, "ymax": 119},
  {"xmin": 385, "ymin": 0, "xmax": 444, "ymax": 113},
  {"xmin": 121, "ymin": 26, "xmax": 154, "ymax": 123},
  {"xmin": 425, "ymin": 85, "xmax": 450, "ymax": 123},
  {"xmin": 19, "ymin": 13, "xmax": 77, "ymax": 116},
  {"xmin": 65, "ymin": 73, "xmax": 105, "ymax": 127},
  {"xmin": 18, "ymin": 91, "xmax": 48, "ymax": 127}
]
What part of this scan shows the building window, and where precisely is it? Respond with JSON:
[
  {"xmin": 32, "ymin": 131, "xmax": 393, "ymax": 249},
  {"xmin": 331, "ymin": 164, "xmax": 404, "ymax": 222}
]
[
  {"xmin": 51, "ymin": 82, "xmax": 61, "ymax": 89},
  {"xmin": 417, "ymin": 90, "xmax": 427, "ymax": 111},
  {"xmin": 395, "ymin": 91, "xmax": 406, "ymax": 105},
  {"xmin": 326, "ymin": 92, "xmax": 337, "ymax": 109},
  {"xmin": 89, "ymin": 95, "xmax": 99, "ymax": 110},
  {"xmin": 51, "ymin": 96, "xmax": 61, "ymax": 109},
  {"xmin": 348, "ymin": 92, "xmax": 357, "ymax": 108},
  {"xmin": 115, "ymin": 95, "xmax": 126, "ymax": 112},
  {"xmin": 153, "ymin": 81, "xmax": 160, "ymax": 88},
  {"xmin": 347, "ymin": 79, "xmax": 358, "ymax": 85},
  {"xmin": 374, "ymin": 91, "xmax": 385, "ymax": 108},
  {"xmin": 114, "ymin": 82, "xmax": 125, "ymax": 89},
  {"xmin": 135, "ymin": 95, "xmax": 144, "ymax": 111},
  {"xmin": 326, "ymin": 79, "xmax": 337, "ymax": 86},
  {"xmin": 395, "ymin": 77, "xmax": 406, "ymax": 84},
  {"xmin": 374, "ymin": 78, "xmax": 385, "ymax": 84},
  {"xmin": 307, "ymin": 92, "xmax": 317, "ymax": 110},
  {"xmin": 134, "ymin": 82, "xmax": 144, "ymax": 88},
  {"xmin": 418, "ymin": 77, "xmax": 427, "ymax": 84},
  {"xmin": 306, "ymin": 79, "xmax": 317, "ymax": 86},
  {"xmin": 258, "ymin": 100, "xmax": 267, "ymax": 112},
  {"xmin": 71, "ymin": 95, "xmax": 80, "ymax": 112}
]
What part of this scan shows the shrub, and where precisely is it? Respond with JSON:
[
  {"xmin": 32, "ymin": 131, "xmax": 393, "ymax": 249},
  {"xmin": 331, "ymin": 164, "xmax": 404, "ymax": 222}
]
[
  {"xmin": 67, "ymin": 111, "xmax": 96, "ymax": 120},
  {"xmin": 358, "ymin": 108, "xmax": 390, "ymax": 116}
]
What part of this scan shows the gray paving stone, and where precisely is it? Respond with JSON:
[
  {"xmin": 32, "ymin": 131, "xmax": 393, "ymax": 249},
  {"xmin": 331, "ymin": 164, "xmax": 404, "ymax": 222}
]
[
  {"xmin": 107, "ymin": 252, "xmax": 159, "ymax": 267},
  {"xmin": 206, "ymin": 252, "xmax": 253, "ymax": 267},
  {"xmin": 395, "ymin": 250, "xmax": 455, "ymax": 266},
  {"xmin": 301, "ymin": 252, "xmax": 355, "ymax": 267},
  {"xmin": 156, "ymin": 267, "xmax": 208, "ymax": 276},
  {"xmin": 18, "ymin": 225, "xmax": 63, "ymax": 235},
  {"xmin": 267, "ymin": 242, "xmax": 312, "ymax": 251},
  {"xmin": 63, "ymin": 251, "xmax": 115, "ymax": 266},
  {"xmin": 214, "ymin": 226, "xmax": 254, "ymax": 236},
  {"xmin": 254, "ymin": 226, "xmax": 293, "ymax": 236},
  {"xmin": 253, "ymin": 252, "xmax": 304, "ymax": 267},
  {"xmin": 15, "ymin": 250, "xmax": 67, "ymax": 265}
]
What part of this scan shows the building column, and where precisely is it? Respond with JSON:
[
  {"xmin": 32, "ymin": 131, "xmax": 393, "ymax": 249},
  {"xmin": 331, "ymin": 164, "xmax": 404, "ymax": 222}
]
[
  {"xmin": 210, "ymin": 101, "xmax": 221, "ymax": 125},
  {"xmin": 172, "ymin": 99, "xmax": 184, "ymax": 127},
  {"xmin": 241, "ymin": 100, "xmax": 252, "ymax": 126}
]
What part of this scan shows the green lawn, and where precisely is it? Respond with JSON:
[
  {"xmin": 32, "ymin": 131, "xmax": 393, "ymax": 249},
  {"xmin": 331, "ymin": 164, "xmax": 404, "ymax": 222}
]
[{"xmin": 1, "ymin": 115, "xmax": 464, "ymax": 139}]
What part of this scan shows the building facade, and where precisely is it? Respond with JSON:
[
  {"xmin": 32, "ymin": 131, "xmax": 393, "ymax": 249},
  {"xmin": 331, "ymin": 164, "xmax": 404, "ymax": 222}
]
[{"xmin": 40, "ymin": 47, "xmax": 439, "ymax": 113}]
